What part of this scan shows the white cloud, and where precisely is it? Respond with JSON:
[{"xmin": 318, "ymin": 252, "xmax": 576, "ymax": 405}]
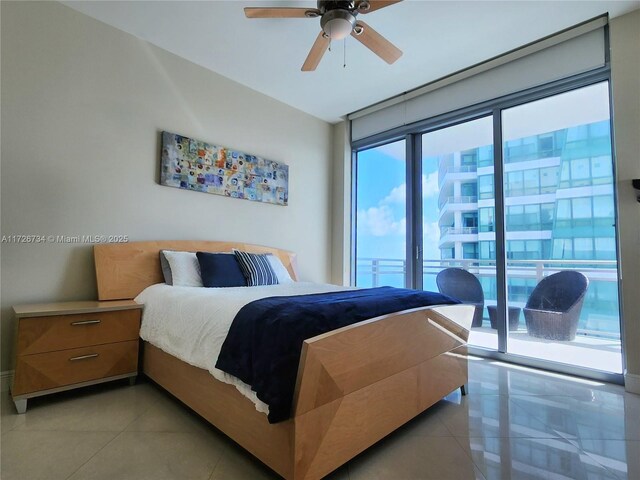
[
  {"xmin": 379, "ymin": 172, "xmax": 439, "ymax": 207},
  {"xmin": 358, "ymin": 174, "xmax": 441, "ymax": 238},
  {"xmin": 357, "ymin": 205, "xmax": 406, "ymax": 237},
  {"xmin": 422, "ymin": 221, "xmax": 440, "ymax": 259},
  {"xmin": 422, "ymin": 172, "xmax": 439, "ymax": 197},
  {"xmin": 382, "ymin": 183, "xmax": 406, "ymax": 204}
]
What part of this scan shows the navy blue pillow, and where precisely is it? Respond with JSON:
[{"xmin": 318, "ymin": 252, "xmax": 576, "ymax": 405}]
[{"xmin": 196, "ymin": 252, "xmax": 247, "ymax": 288}]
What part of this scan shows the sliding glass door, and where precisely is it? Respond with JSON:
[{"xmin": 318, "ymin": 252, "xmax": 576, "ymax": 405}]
[
  {"xmin": 353, "ymin": 78, "xmax": 623, "ymax": 378},
  {"xmin": 501, "ymin": 82, "xmax": 622, "ymax": 372},
  {"xmin": 421, "ymin": 117, "xmax": 498, "ymax": 350}
]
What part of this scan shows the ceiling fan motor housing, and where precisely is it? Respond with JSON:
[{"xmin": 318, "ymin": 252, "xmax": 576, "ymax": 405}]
[
  {"xmin": 319, "ymin": 1, "xmax": 358, "ymax": 39},
  {"xmin": 317, "ymin": 1, "xmax": 358, "ymax": 13}
]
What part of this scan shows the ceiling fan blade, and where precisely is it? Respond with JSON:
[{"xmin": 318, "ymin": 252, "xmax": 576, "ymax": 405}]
[
  {"xmin": 351, "ymin": 21, "xmax": 402, "ymax": 64},
  {"xmin": 301, "ymin": 31, "xmax": 330, "ymax": 71},
  {"xmin": 244, "ymin": 7, "xmax": 319, "ymax": 19},
  {"xmin": 357, "ymin": 0, "xmax": 403, "ymax": 14}
]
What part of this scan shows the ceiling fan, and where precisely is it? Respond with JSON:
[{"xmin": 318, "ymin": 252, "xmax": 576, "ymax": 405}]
[{"xmin": 244, "ymin": 1, "xmax": 403, "ymax": 71}]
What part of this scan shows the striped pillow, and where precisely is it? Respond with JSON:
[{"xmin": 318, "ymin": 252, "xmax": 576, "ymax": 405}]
[{"xmin": 233, "ymin": 250, "xmax": 279, "ymax": 286}]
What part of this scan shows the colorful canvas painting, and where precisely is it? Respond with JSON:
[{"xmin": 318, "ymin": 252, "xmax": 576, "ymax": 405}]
[{"xmin": 160, "ymin": 131, "xmax": 289, "ymax": 206}]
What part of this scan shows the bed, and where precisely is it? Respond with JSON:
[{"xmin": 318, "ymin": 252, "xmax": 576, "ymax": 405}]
[{"xmin": 93, "ymin": 240, "xmax": 473, "ymax": 480}]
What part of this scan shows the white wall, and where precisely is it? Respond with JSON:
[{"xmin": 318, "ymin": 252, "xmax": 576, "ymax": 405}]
[
  {"xmin": 0, "ymin": 1, "xmax": 333, "ymax": 372},
  {"xmin": 330, "ymin": 121, "xmax": 351, "ymax": 286},
  {"xmin": 610, "ymin": 9, "xmax": 640, "ymax": 393}
]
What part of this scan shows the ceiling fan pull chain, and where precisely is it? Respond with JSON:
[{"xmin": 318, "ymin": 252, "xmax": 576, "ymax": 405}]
[{"xmin": 343, "ymin": 39, "xmax": 347, "ymax": 68}]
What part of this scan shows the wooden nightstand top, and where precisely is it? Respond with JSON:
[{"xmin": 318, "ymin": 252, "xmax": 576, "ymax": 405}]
[{"xmin": 13, "ymin": 300, "xmax": 143, "ymax": 318}]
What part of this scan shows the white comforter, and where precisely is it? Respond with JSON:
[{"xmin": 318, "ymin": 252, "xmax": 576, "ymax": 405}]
[{"xmin": 135, "ymin": 282, "xmax": 352, "ymax": 413}]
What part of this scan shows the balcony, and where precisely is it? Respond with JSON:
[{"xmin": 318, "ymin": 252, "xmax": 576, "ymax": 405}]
[
  {"xmin": 438, "ymin": 161, "xmax": 478, "ymax": 187},
  {"xmin": 438, "ymin": 196, "xmax": 478, "ymax": 225},
  {"xmin": 440, "ymin": 227, "xmax": 479, "ymax": 236},
  {"xmin": 355, "ymin": 257, "xmax": 621, "ymax": 373},
  {"xmin": 438, "ymin": 195, "xmax": 478, "ymax": 209},
  {"xmin": 438, "ymin": 227, "xmax": 479, "ymax": 248}
]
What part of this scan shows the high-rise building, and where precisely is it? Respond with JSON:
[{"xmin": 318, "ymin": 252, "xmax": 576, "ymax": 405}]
[{"xmin": 436, "ymin": 120, "xmax": 619, "ymax": 335}]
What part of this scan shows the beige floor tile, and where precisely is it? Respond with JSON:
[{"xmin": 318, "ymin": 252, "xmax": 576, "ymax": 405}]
[
  {"xmin": 456, "ymin": 436, "xmax": 619, "ymax": 480},
  {"xmin": 348, "ymin": 434, "xmax": 486, "ymax": 480},
  {"xmin": 325, "ymin": 464, "xmax": 350, "ymax": 480},
  {"xmin": 208, "ymin": 443, "xmax": 280, "ymax": 480},
  {"xmin": 124, "ymin": 389, "xmax": 211, "ymax": 434},
  {"xmin": 436, "ymin": 394, "xmax": 560, "ymax": 438},
  {"xmin": 208, "ymin": 440, "xmax": 351, "ymax": 480},
  {"xmin": 1, "ymin": 391, "xmax": 26, "ymax": 434},
  {"xmin": 564, "ymin": 438, "xmax": 640, "ymax": 480},
  {"xmin": 511, "ymin": 393, "xmax": 640, "ymax": 440},
  {"xmin": 13, "ymin": 381, "xmax": 160, "ymax": 432},
  {"xmin": 2, "ymin": 358, "xmax": 636, "ymax": 480},
  {"xmin": 0, "ymin": 430, "xmax": 117, "ymax": 480},
  {"xmin": 67, "ymin": 430, "xmax": 226, "ymax": 480},
  {"xmin": 393, "ymin": 402, "xmax": 453, "ymax": 437}
]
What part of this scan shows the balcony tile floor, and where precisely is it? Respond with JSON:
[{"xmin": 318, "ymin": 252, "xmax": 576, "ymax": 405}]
[
  {"xmin": 1, "ymin": 357, "xmax": 638, "ymax": 479},
  {"xmin": 470, "ymin": 327, "xmax": 623, "ymax": 373}
]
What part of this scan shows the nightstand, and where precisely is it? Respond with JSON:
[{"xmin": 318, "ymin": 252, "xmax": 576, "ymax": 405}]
[{"xmin": 11, "ymin": 300, "xmax": 142, "ymax": 414}]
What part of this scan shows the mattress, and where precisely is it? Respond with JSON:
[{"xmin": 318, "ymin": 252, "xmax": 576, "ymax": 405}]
[{"xmin": 135, "ymin": 282, "xmax": 352, "ymax": 413}]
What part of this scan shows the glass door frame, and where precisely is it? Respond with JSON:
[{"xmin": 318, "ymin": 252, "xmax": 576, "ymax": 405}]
[{"xmin": 351, "ymin": 67, "xmax": 625, "ymax": 385}]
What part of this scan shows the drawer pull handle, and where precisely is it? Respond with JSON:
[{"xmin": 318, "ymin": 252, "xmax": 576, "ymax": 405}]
[
  {"xmin": 69, "ymin": 353, "xmax": 99, "ymax": 362},
  {"xmin": 70, "ymin": 320, "xmax": 101, "ymax": 326}
]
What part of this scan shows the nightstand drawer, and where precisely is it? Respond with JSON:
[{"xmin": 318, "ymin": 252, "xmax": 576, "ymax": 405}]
[
  {"xmin": 17, "ymin": 309, "xmax": 141, "ymax": 355},
  {"xmin": 12, "ymin": 340, "xmax": 138, "ymax": 396}
]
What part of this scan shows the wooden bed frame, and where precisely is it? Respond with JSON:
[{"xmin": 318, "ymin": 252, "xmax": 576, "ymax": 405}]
[{"xmin": 94, "ymin": 241, "xmax": 473, "ymax": 480}]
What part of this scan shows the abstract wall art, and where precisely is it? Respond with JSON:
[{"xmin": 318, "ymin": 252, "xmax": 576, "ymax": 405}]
[{"xmin": 160, "ymin": 131, "xmax": 288, "ymax": 206}]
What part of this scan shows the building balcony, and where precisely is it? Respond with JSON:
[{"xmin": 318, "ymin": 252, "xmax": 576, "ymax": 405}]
[
  {"xmin": 438, "ymin": 159, "xmax": 477, "ymax": 177},
  {"xmin": 438, "ymin": 196, "xmax": 478, "ymax": 224},
  {"xmin": 440, "ymin": 226, "xmax": 479, "ymax": 236},
  {"xmin": 438, "ymin": 195, "xmax": 478, "ymax": 209},
  {"xmin": 438, "ymin": 162, "xmax": 478, "ymax": 187},
  {"xmin": 438, "ymin": 227, "xmax": 479, "ymax": 248}
]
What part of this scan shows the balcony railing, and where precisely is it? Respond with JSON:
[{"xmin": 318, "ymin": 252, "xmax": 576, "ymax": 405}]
[
  {"xmin": 355, "ymin": 257, "xmax": 620, "ymax": 338},
  {"xmin": 440, "ymin": 226, "xmax": 479, "ymax": 236},
  {"xmin": 438, "ymin": 161, "xmax": 478, "ymax": 186},
  {"xmin": 438, "ymin": 195, "xmax": 478, "ymax": 209}
]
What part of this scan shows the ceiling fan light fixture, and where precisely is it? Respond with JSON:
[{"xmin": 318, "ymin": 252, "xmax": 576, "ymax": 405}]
[{"xmin": 320, "ymin": 9, "xmax": 356, "ymax": 40}]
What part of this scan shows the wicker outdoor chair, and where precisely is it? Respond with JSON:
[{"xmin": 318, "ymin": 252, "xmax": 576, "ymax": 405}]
[
  {"xmin": 436, "ymin": 268, "xmax": 485, "ymax": 328},
  {"xmin": 523, "ymin": 271, "xmax": 589, "ymax": 341}
]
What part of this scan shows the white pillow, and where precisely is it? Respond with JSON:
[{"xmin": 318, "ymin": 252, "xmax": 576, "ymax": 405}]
[
  {"xmin": 267, "ymin": 255, "xmax": 294, "ymax": 284},
  {"xmin": 162, "ymin": 251, "xmax": 203, "ymax": 287}
]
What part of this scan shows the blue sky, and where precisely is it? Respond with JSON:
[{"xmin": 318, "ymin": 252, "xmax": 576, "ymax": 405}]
[{"xmin": 355, "ymin": 140, "xmax": 440, "ymax": 261}]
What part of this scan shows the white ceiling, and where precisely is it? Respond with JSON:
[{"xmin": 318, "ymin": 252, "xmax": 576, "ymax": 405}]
[{"xmin": 62, "ymin": 1, "xmax": 639, "ymax": 123}]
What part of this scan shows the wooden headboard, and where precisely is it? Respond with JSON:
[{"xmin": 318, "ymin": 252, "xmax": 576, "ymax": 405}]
[{"xmin": 94, "ymin": 241, "xmax": 298, "ymax": 301}]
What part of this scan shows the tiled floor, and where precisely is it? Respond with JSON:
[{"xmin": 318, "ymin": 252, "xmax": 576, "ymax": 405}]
[{"xmin": 1, "ymin": 357, "xmax": 638, "ymax": 479}]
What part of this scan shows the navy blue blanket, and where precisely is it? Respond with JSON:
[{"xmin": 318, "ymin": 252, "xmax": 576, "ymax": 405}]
[{"xmin": 215, "ymin": 287, "xmax": 458, "ymax": 423}]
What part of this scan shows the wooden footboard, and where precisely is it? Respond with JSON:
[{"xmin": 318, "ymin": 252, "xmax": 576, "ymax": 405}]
[
  {"xmin": 291, "ymin": 304, "xmax": 472, "ymax": 479},
  {"xmin": 142, "ymin": 303, "xmax": 473, "ymax": 480}
]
